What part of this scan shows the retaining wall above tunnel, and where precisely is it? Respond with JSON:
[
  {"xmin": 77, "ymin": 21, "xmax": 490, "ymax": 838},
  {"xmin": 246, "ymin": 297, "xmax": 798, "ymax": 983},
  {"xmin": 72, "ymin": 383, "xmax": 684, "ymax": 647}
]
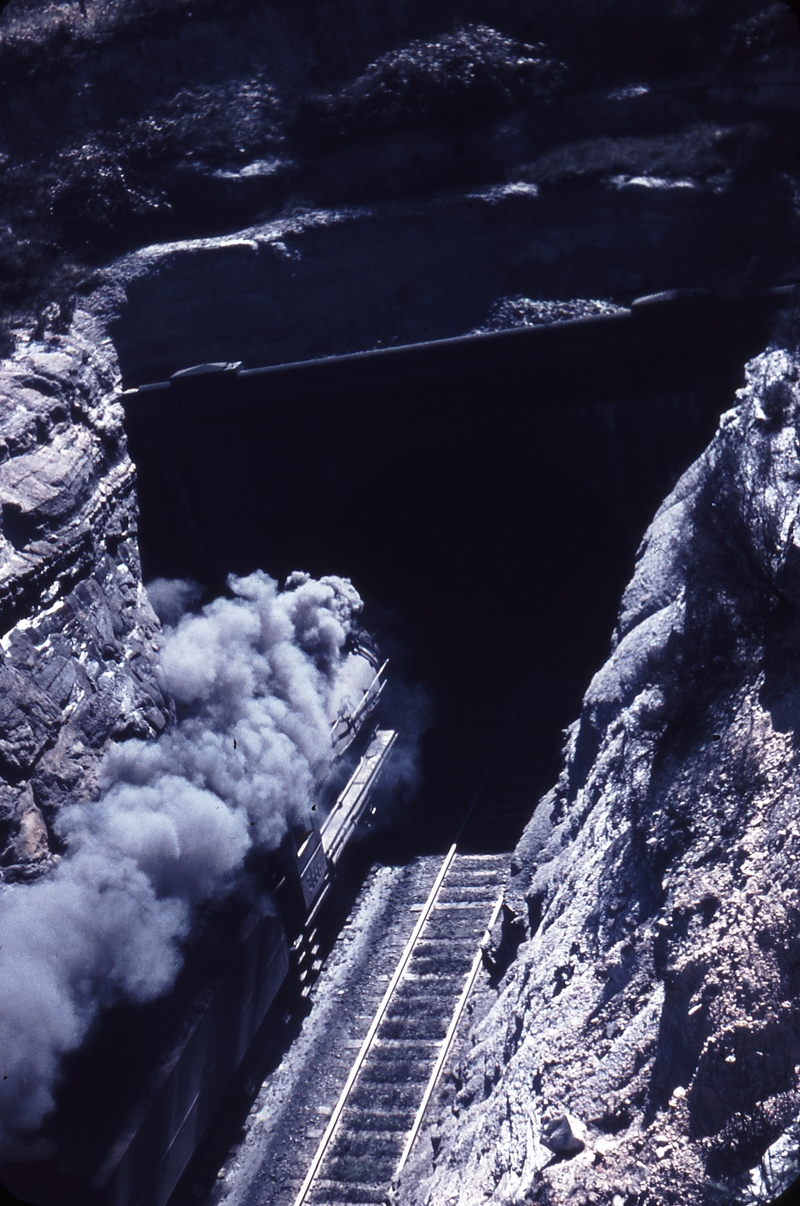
[{"xmin": 122, "ymin": 287, "xmax": 790, "ymax": 586}]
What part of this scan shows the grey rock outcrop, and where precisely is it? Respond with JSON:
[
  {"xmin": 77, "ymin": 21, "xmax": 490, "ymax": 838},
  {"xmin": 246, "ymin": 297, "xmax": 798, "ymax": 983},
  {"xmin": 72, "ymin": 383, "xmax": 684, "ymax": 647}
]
[
  {"xmin": 2, "ymin": 0, "xmax": 800, "ymax": 381},
  {"xmin": 398, "ymin": 348, "xmax": 800, "ymax": 1203},
  {"xmin": 0, "ymin": 323, "xmax": 169, "ymax": 883}
]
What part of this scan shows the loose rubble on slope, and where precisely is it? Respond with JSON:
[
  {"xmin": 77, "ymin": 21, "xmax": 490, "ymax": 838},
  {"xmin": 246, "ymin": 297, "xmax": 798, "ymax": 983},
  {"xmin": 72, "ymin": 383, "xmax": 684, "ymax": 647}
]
[{"xmin": 399, "ymin": 346, "xmax": 800, "ymax": 1205}]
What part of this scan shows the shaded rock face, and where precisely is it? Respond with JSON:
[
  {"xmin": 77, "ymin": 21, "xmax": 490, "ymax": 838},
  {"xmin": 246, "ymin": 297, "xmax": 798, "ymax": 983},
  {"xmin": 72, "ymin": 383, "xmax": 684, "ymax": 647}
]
[
  {"xmin": 0, "ymin": 325, "xmax": 169, "ymax": 884},
  {"xmin": 398, "ymin": 349, "xmax": 800, "ymax": 1204},
  {"xmin": 0, "ymin": 0, "xmax": 798, "ymax": 378}
]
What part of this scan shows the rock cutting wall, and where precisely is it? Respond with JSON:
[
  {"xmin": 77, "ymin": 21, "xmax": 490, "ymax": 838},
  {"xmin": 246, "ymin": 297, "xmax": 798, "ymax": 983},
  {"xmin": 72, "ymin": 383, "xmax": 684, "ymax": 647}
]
[
  {"xmin": 1, "ymin": 0, "xmax": 799, "ymax": 375},
  {"xmin": 0, "ymin": 321, "xmax": 169, "ymax": 886},
  {"xmin": 1, "ymin": 0, "xmax": 794, "ymax": 889},
  {"xmin": 399, "ymin": 347, "xmax": 800, "ymax": 1204}
]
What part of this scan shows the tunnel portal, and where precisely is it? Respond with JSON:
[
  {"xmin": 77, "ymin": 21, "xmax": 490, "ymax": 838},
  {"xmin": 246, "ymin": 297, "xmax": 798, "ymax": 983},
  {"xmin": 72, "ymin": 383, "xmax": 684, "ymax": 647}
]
[
  {"xmin": 122, "ymin": 287, "xmax": 789, "ymax": 849},
  {"xmin": 5, "ymin": 286, "xmax": 785, "ymax": 1206}
]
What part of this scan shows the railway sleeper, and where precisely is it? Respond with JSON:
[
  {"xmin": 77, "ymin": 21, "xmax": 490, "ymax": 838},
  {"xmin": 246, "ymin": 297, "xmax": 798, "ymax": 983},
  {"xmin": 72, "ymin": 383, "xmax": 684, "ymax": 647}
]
[
  {"xmin": 462, "ymin": 842, "xmax": 517, "ymax": 855},
  {"xmin": 378, "ymin": 1015, "xmax": 450, "ymax": 1041},
  {"xmin": 434, "ymin": 896, "xmax": 500, "ymax": 910},
  {"xmin": 306, "ymin": 1196, "xmax": 386, "ymax": 1206},
  {"xmin": 387, "ymin": 983, "xmax": 468, "ymax": 1010},
  {"xmin": 339, "ymin": 1108, "xmax": 416, "ymax": 1132},
  {"xmin": 444, "ymin": 868, "xmax": 501, "ymax": 877},
  {"xmin": 406, "ymin": 955, "xmax": 475, "ymax": 976},
  {"xmin": 423, "ymin": 913, "xmax": 490, "ymax": 939},
  {"xmin": 419, "ymin": 929, "xmax": 486, "ymax": 953},
  {"xmin": 323, "ymin": 1152, "xmax": 399, "ymax": 1183},
  {"xmin": 393, "ymin": 964, "xmax": 463, "ymax": 984},
  {"xmin": 307, "ymin": 1177, "xmax": 389, "ymax": 1203},
  {"xmin": 399, "ymin": 970, "xmax": 464, "ymax": 986},
  {"xmin": 330, "ymin": 1131, "xmax": 406, "ymax": 1159},
  {"xmin": 307, "ymin": 1199, "xmax": 385, "ymax": 1206},
  {"xmin": 407, "ymin": 955, "xmax": 475, "ymax": 974},
  {"xmin": 381, "ymin": 987, "xmax": 467, "ymax": 1014},
  {"xmin": 348, "ymin": 1081, "xmax": 422, "ymax": 1111},
  {"xmin": 384, "ymin": 984, "xmax": 456, "ymax": 1010},
  {"xmin": 411, "ymin": 935, "xmax": 479, "ymax": 955},
  {"xmin": 452, "ymin": 854, "xmax": 507, "ymax": 867},
  {"xmin": 443, "ymin": 876, "xmax": 502, "ymax": 890},
  {"xmin": 358, "ymin": 1060, "xmax": 432, "ymax": 1083},
  {"xmin": 308, "ymin": 1198, "xmax": 386, "ymax": 1206},
  {"xmin": 369, "ymin": 1037, "xmax": 441, "ymax": 1059},
  {"xmin": 382, "ymin": 1008, "xmax": 453, "ymax": 1034},
  {"xmin": 435, "ymin": 886, "xmax": 502, "ymax": 903}
]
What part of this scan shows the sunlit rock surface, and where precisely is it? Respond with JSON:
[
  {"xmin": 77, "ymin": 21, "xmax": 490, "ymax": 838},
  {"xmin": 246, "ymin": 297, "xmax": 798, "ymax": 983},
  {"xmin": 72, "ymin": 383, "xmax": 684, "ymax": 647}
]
[
  {"xmin": 0, "ymin": 324, "xmax": 169, "ymax": 884},
  {"xmin": 399, "ymin": 348, "xmax": 800, "ymax": 1205}
]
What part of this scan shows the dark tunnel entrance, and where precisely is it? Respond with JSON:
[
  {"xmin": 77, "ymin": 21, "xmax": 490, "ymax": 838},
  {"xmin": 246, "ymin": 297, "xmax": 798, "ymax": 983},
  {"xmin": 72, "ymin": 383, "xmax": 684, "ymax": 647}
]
[
  {"xmin": 122, "ymin": 288, "xmax": 790, "ymax": 855},
  {"xmin": 144, "ymin": 429, "xmax": 632, "ymax": 855},
  {"xmin": 268, "ymin": 440, "xmax": 632, "ymax": 852}
]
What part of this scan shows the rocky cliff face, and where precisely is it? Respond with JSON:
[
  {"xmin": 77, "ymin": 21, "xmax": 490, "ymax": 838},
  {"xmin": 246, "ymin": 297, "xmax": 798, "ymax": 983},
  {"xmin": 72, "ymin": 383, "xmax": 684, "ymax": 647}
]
[
  {"xmin": 398, "ymin": 346, "xmax": 800, "ymax": 1204},
  {"xmin": 0, "ymin": 320, "xmax": 169, "ymax": 889}
]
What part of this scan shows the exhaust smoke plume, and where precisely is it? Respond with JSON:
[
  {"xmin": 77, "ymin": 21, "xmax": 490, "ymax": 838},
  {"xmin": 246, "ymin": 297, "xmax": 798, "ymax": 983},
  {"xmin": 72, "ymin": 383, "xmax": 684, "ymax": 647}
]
[{"xmin": 0, "ymin": 570, "xmax": 369, "ymax": 1152}]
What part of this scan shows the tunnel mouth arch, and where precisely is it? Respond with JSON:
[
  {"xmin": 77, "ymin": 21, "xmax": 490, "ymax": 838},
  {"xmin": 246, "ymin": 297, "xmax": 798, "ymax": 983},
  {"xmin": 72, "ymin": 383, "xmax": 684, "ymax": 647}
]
[
  {"xmin": 121, "ymin": 295, "xmax": 787, "ymax": 848},
  {"xmin": 121, "ymin": 295, "xmax": 786, "ymax": 849}
]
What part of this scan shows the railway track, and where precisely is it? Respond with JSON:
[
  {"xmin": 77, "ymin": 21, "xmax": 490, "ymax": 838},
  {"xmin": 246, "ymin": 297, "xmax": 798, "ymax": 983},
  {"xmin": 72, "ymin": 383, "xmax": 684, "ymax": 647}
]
[
  {"xmin": 208, "ymin": 684, "xmax": 545, "ymax": 1206},
  {"xmin": 293, "ymin": 846, "xmax": 505, "ymax": 1206},
  {"xmin": 286, "ymin": 685, "xmax": 551, "ymax": 1206}
]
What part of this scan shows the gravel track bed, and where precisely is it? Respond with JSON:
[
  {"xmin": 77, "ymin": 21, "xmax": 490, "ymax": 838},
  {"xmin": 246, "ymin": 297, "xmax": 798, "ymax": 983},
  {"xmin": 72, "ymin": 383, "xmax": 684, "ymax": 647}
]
[{"xmin": 210, "ymin": 855, "xmax": 443, "ymax": 1206}]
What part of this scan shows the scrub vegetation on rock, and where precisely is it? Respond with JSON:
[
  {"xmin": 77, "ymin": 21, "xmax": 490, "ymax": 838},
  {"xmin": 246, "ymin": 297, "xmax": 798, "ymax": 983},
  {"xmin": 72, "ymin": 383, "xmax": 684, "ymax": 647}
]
[{"xmin": 0, "ymin": 0, "xmax": 798, "ymax": 338}]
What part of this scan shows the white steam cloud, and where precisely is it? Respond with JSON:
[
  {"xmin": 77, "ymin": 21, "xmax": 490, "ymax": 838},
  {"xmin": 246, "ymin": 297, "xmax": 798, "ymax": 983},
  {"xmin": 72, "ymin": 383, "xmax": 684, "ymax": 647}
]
[{"xmin": 0, "ymin": 570, "xmax": 368, "ymax": 1151}]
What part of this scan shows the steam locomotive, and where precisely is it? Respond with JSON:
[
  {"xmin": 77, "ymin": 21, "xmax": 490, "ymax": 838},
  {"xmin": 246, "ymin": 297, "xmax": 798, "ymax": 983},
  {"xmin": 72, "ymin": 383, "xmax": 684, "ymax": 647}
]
[{"xmin": 0, "ymin": 634, "xmax": 397, "ymax": 1206}]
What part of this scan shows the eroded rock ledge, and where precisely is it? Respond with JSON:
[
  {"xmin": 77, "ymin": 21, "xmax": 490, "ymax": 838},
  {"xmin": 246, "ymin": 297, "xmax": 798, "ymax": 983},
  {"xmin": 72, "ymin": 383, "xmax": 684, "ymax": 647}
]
[
  {"xmin": 0, "ymin": 323, "xmax": 168, "ymax": 885},
  {"xmin": 400, "ymin": 347, "xmax": 800, "ymax": 1205}
]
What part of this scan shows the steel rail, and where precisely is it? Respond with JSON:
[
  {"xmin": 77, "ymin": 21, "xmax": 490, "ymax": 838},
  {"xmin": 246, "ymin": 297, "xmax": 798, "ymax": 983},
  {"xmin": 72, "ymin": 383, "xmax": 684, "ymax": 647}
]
[
  {"xmin": 292, "ymin": 843, "xmax": 458, "ymax": 1206},
  {"xmin": 393, "ymin": 888, "xmax": 505, "ymax": 1182}
]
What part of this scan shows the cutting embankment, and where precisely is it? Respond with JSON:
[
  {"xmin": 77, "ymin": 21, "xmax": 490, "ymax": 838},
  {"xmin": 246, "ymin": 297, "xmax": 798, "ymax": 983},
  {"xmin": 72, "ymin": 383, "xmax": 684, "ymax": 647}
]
[{"xmin": 400, "ymin": 347, "xmax": 800, "ymax": 1205}]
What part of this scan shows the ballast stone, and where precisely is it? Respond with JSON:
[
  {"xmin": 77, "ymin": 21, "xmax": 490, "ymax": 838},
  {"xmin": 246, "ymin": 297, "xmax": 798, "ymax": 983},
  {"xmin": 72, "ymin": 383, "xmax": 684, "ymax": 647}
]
[{"xmin": 398, "ymin": 346, "xmax": 800, "ymax": 1204}]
